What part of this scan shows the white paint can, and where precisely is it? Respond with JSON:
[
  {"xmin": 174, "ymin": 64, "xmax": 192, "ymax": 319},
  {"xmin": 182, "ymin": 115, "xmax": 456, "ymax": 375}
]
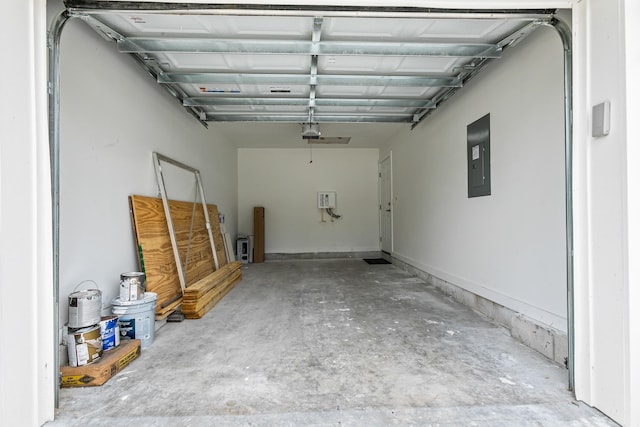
[
  {"xmin": 120, "ymin": 272, "xmax": 146, "ymax": 301},
  {"xmin": 68, "ymin": 289, "xmax": 102, "ymax": 329}
]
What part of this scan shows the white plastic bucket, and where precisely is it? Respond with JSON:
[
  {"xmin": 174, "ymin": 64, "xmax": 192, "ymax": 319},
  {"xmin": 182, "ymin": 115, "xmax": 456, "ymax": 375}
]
[{"xmin": 111, "ymin": 292, "xmax": 157, "ymax": 349}]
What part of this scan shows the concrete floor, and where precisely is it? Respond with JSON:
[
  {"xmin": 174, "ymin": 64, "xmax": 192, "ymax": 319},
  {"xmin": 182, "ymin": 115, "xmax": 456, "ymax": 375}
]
[{"xmin": 50, "ymin": 259, "xmax": 616, "ymax": 426}]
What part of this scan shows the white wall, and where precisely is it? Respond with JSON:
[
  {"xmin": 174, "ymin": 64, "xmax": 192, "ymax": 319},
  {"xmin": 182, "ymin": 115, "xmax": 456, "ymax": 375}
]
[
  {"xmin": 625, "ymin": 2, "xmax": 640, "ymax": 424},
  {"xmin": 0, "ymin": 1, "xmax": 53, "ymax": 425},
  {"xmin": 572, "ymin": 0, "xmax": 636, "ymax": 424},
  {"xmin": 56, "ymin": 12, "xmax": 238, "ymax": 340},
  {"xmin": 238, "ymin": 148, "xmax": 380, "ymax": 254},
  {"xmin": 383, "ymin": 26, "xmax": 567, "ymax": 330}
]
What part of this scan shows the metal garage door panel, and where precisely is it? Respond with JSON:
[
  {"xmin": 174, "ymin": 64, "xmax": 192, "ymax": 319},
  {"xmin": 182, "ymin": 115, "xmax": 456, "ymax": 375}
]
[
  {"xmin": 318, "ymin": 55, "xmax": 459, "ymax": 74},
  {"xmin": 315, "ymin": 85, "xmax": 371, "ymax": 97},
  {"xmin": 98, "ymin": 13, "xmax": 313, "ymax": 38},
  {"xmin": 378, "ymin": 86, "xmax": 442, "ymax": 98},
  {"xmin": 423, "ymin": 18, "xmax": 526, "ymax": 40},
  {"xmin": 317, "ymin": 85, "xmax": 436, "ymax": 98},
  {"xmin": 160, "ymin": 53, "xmax": 310, "ymax": 73},
  {"xmin": 152, "ymin": 52, "xmax": 229, "ymax": 70},
  {"xmin": 191, "ymin": 84, "xmax": 310, "ymax": 97},
  {"xmin": 322, "ymin": 17, "xmax": 441, "ymax": 40},
  {"xmin": 194, "ymin": 84, "xmax": 243, "ymax": 95},
  {"xmin": 393, "ymin": 57, "xmax": 466, "ymax": 74},
  {"xmin": 219, "ymin": 54, "xmax": 309, "ymax": 72},
  {"xmin": 322, "ymin": 17, "xmax": 519, "ymax": 41},
  {"xmin": 316, "ymin": 105, "xmax": 415, "ymax": 114},
  {"xmin": 74, "ymin": 5, "xmax": 553, "ymax": 125},
  {"xmin": 96, "ymin": 13, "xmax": 211, "ymax": 35},
  {"xmin": 200, "ymin": 15, "xmax": 313, "ymax": 38},
  {"xmin": 207, "ymin": 104, "xmax": 307, "ymax": 113}
]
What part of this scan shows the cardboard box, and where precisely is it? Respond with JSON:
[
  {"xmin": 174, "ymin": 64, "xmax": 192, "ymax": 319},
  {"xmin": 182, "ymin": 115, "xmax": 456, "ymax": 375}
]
[{"xmin": 60, "ymin": 339, "xmax": 141, "ymax": 387}]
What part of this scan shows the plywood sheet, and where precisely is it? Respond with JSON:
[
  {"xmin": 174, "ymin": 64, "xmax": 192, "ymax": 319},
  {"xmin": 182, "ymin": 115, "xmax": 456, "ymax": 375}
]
[
  {"xmin": 224, "ymin": 233, "xmax": 235, "ymax": 262},
  {"xmin": 207, "ymin": 204, "xmax": 228, "ymax": 268},
  {"xmin": 129, "ymin": 195, "xmax": 228, "ymax": 318},
  {"xmin": 129, "ymin": 196, "xmax": 183, "ymax": 317}
]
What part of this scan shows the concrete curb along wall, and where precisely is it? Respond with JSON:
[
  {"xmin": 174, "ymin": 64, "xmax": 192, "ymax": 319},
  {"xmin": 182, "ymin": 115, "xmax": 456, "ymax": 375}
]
[
  {"xmin": 392, "ymin": 256, "xmax": 569, "ymax": 367},
  {"xmin": 265, "ymin": 251, "xmax": 382, "ymax": 261}
]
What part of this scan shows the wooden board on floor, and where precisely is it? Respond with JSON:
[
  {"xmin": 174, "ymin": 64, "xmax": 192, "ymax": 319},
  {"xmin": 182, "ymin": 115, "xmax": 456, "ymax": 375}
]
[
  {"xmin": 253, "ymin": 206, "xmax": 265, "ymax": 263},
  {"xmin": 129, "ymin": 195, "xmax": 228, "ymax": 318},
  {"xmin": 183, "ymin": 271, "xmax": 242, "ymax": 319},
  {"xmin": 182, "ymin": 261, "xmax": 242, "ymax": 318},
  {"xmin": 182, "ymin": 261, "xmax": 242, "ymax": 300},
  {"xmin": 182, "ymin": 269, "xmax": 241, "ymax": 312}
]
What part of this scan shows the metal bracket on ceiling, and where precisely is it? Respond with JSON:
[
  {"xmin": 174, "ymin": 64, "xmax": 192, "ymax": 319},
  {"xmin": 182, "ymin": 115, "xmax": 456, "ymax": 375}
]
[
  {"xmin": 306, "ymin": 17, "xmax": 323, "ymax": 125},
  {"xmin": 72, "ymin": 12, "xmax": 124, "ymax": 42}
]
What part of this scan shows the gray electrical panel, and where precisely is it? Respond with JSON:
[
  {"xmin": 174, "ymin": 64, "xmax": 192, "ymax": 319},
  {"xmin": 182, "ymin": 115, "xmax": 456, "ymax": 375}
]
[{"xmin": 467, "ymin": 113, "xmax": 491, "ymax": 198}]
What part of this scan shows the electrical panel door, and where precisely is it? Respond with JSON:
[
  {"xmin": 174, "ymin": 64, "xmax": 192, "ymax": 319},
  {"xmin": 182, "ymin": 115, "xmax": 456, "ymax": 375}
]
[{"xmin": 467, "ymin": 113, "xmax": 491, "ymax": 198}]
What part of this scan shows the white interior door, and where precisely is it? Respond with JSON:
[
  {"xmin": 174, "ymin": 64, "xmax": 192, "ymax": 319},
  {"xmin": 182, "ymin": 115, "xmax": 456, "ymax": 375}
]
[{"xmin": 379, "ymin": 154, "xmax": 392, "ymax": 254}]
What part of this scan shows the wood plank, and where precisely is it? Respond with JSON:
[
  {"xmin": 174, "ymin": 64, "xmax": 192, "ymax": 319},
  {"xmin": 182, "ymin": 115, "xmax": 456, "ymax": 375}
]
[
  {"xmin": 253, "ymin": 206, "xmax": 265, "ymax": 263},
  {"xmin": 182, "ymin": 269, "xmax": 241, "ymax": 312},
  {"xmin": 183, "ymin": 261, "xmax": 242, "ymax": 299},
  {"xmin": 129, "ymin": 195, "xmax": 228, "ymax": 316},
  {"xmin": 155, "ymin": 297, "xmax": 182, "ymax": 321},
  {"xmin": 182, "ymin": 271, "xmax": 242, "ymax": 312},
  {"xmin": 183, "ymin": 273, "xmax": 241, "ymax": 319},
  {"xmin": 182, "ymin": 264, "xmax": 240, "ymax": 298}
]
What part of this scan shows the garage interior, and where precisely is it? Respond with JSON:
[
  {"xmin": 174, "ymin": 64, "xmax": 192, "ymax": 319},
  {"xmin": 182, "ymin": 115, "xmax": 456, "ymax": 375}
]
[{"xmin": 10, "ymin": 0, "xmax": 626, "ymax": 425}]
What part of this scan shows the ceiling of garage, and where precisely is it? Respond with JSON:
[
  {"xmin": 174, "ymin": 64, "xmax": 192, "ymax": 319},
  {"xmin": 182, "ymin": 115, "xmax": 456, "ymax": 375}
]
[{"xmin": 63, "ymin": 2, "xmax": 557, "ymax": 144}]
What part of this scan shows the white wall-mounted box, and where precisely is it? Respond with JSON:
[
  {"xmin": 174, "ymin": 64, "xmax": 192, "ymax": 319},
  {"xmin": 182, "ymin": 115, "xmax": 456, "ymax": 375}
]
[
  {"xmin": 318, "ymin": 192, "xmax": 337, "ymax": 209},
  {"xmin": 592, "ymin": 100, "xmax": 611, "ymax": 137}
]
